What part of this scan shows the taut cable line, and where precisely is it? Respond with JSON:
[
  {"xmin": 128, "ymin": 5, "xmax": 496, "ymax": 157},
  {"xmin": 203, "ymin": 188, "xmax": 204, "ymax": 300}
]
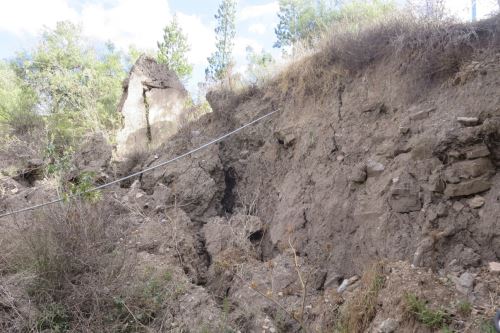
[{"xmin": 0, "ymin": 110, "xmax": 278, "ymax": 219}]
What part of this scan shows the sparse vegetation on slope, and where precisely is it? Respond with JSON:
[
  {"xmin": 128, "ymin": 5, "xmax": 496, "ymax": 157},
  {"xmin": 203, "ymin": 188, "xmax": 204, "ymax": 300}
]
[
  {"xmin": 404, "ymin": 293, "xmax": 450, "ymax": 330},
  {"xmin": 269, "ymin": 13, "xmax": 500, "ymax": 103},
  {"xmin": 337, "ymin": 262, "xmax": 385, "ymax": 333}
]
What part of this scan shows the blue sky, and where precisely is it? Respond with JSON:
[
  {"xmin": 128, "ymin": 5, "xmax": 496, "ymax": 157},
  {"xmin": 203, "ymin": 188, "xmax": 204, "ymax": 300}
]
[{"xmin": 0, "ymin": 0, "xmax": 498, "ymax": 92}]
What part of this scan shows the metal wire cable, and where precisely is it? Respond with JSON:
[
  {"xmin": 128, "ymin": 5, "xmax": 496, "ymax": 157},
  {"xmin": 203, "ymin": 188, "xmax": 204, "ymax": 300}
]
[{"xmin": 0, "ymin": 110, "xmax": 278, "ymax": 219}]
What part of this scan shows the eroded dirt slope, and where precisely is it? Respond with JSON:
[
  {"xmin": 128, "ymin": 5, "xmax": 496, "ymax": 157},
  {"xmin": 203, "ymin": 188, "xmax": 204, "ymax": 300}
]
[{"xmin": 1, "ymin": 16, "xmax": 500, "ymax": 333}]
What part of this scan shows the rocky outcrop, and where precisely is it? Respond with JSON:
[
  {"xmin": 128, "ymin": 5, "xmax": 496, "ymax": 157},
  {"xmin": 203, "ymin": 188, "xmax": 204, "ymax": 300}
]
[{"xmin": 116, "ymin": 55, "xmax": 188, "ymax": 157}]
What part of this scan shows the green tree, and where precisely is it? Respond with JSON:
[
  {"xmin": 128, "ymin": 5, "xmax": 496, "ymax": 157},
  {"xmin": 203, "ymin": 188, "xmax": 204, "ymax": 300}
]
[
  {"xmin": 157, "ymin": 15, "xmax": 193, "ymax": 80},
  {"xmin": 274, "ymin": 0, "xmax": 341, "ymax": 52},
  {"xmin": 274, "ymin": 0, "xmax": 396, "ymax": 53},
  {"xmin": 274, "ymin": 0, "xmax": 310, "ymax": 51},
  {"xmin": 0, "ymin": 61, "xmax": 39, "ymax": 135},
  {"xmin": 13, "ymin": 21, "xmax": 126, "ymax": 149},
  {"xmin": 205, "ymin": 0, "xmax": 237, "ymax": 82}
]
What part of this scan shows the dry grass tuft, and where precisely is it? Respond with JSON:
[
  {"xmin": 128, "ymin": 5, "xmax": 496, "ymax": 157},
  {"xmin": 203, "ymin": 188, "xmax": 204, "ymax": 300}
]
[
  {"xmin": 1, "ymin": 109, "xmax": 44, "ymax": 138},
  {"xmin": 272, "ymin": 54, "xmax": 342, "ymax": 106},
  {"xmin": 0, "ymin": 201, "xmax": 189, "ymax": 332},
  {"xmin": 265, "ymin": 14, "xmax": 500, "ymax": 105},
  {"xmin": 23, "ymin": 202, "xmax": 130, "ymax": 331},
  {"xmin": 325, "ymin": 14, "xmax": 500, "ymax": 79},
  {"xmin": 0, "ymin": 202, "xmax": 135, "ymax": 332},
  {"xmin": 337, "ymin": 262, "xmax": 386, "ymax": 333}
]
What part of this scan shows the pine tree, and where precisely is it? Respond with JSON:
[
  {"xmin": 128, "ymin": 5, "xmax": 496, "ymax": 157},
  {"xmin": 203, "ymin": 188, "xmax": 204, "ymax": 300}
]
[
  {"xmin": 274, "ymin": 0, "xmax": 337, "ymax": 53},
  {"xmin": 274, "ymin": 0, "xmax": 396, "ymax": 54},
  {"xmin": 205, "ymin": 0, "xmax": 237, "ymax": 82},
  {"xmin": 157, "ymin": 15, "xmax": 193, "ymax": 80},
  {"xmin": 274, "ymin": 0, "xmax": 305, "ymax": 50}
]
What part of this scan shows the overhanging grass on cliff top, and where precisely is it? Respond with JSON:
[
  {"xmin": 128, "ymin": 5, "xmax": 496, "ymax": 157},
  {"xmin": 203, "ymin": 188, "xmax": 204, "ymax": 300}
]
[
  {"xmin": 323, "ymin": 13, "xmax": 500, "ymax": 76},
  {"xmin": 263, "ymin": 12, "xmax": 500, "ymax": 103}
]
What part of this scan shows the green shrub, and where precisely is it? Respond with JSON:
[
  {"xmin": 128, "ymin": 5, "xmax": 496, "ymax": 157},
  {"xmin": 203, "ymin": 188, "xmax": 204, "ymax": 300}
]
[
  {"xmin": 36, "ymin": 303, "xmax": 70, "ymax": 332},
  {"xmin": 457, "ymin": 300, "xmax": 472, "ymax": 317},
  {"xmin": 66, "ymin": 171, "xmax": 101, "ymax": 203},
  {"xmin": 110, "ymin": 267, "xmax": 184, "ymax": 332},
  {"xmin": 0, "ymin": 61, "xmax": 41, "ymax": 136},
  {"xmin": 480, "ymin": 319, "xmax": 497, "ymax": 333},
  {"xmin": 404, "ymin": 293, "xmax": 449, "ymax": 329}
]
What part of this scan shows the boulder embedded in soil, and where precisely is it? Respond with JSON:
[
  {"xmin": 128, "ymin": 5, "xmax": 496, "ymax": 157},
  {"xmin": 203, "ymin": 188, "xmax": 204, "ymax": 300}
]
[
  {"xmin": 464, "ymin": 144, "xmax": 490, "ymax": 159},
  {"xmin": 349, "ymin": 164, "xmax": 367, "ymax": 183},
  {"xmin": 377, "ymin": 318, "xmax": 398, "ymax": 333},
  {"xmin": 116, "ymin": 55, "xmax": 188, "ymax": 157},
  {"xmin": 446, "ymin": 158, "xmax": 494, "ymax": 180},
  {"xmin": 451, "ymin": 272, "xmax": 475, "ymax": 295},
  {"xmin": 444, "ymin": 178, "xmax": 491, "ymax": 197}
]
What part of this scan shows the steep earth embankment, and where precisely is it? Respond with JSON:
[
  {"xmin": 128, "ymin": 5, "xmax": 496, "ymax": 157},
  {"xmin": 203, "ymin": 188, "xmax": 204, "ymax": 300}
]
[
  {"xmin": 1, "ymin": 16, "xmax": 500, "ymax": 333},
  {"xmin": 135, "ymin": 16, "xmax": 500, "ymax": 332}
]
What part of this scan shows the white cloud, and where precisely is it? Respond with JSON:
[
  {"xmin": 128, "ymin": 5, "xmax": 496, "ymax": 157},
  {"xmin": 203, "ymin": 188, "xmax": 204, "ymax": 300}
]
[
  {"xmin": 238, "ymin": 2, "xmax": 279, "ymax": 22},
  {"xmin": 444, "ymin": 0, "xmax": 498, "ymax": 20},
  {"xmin": 177, "ymin": 13, "xmax": 215, "ymax": 66},
  {"xmin": 248, "ymin": 23, "xmax": 266, "ymax": 35},
  {"xmin": 80, "ymin": 0, "xmax": 170, "ymax": 50},
  {"xmin": 0, "ymin": 0, "xmax": 216, "ymax": 66},
  {"xmin": 0, "ymin": 0, "xmax": 78, "ymax": 35},
  {"xmin": 234, "ymin": 64, "xmax": 247, "ymax": 75}
]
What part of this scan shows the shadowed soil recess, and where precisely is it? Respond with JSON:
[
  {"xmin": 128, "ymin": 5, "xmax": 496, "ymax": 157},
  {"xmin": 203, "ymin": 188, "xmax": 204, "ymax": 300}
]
[{"xmin": 1, "ymin": 16, "xmax": 500, "ymax": 333}]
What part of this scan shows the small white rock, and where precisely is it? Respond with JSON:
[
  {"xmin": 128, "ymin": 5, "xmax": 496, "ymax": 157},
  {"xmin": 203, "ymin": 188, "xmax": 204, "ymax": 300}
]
[
  {"xmin": 366, "ymin": 159, "xmax": 385, "ymax": 177},
  {"xmin": 337, "ymin": 276, "xmax": 359, "ymax": 293},
  {"xmin": 467, "ymin": 196, "xmax": 485, "ymax": 209},
  {"xmin": 489, "ymin": 262, "xmax": 500, "ymax": 274},
  {"xmin": 378, "ymin": 318, "xmax": 398, "ymax": 333},
  {"xmin": 457, "ymin": 117, "xmax": 479, "ymax": 126}
]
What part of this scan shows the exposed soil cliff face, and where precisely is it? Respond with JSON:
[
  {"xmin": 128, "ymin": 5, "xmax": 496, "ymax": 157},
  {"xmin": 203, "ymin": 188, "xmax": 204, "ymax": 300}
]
[
  {"xmin": 1, "ymin": 17, "xmax": 500, "ymax": 333},
  {"xmin": 163, "ymin": 49, "xmax": 500, "ymax": 277},
  {"xmin": 132, "ymin": 17, "xmax": 500, "ymax": 331}
]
